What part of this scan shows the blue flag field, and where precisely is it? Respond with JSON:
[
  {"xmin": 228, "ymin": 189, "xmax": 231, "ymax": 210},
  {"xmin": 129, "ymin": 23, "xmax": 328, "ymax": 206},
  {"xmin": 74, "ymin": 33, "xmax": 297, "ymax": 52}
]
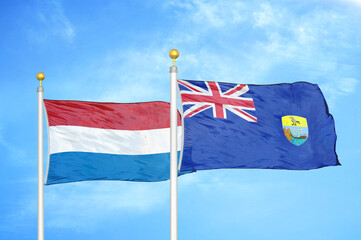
[{"xmin": 178, "ymin": 80, "xmax": 339, "ymax": 171}]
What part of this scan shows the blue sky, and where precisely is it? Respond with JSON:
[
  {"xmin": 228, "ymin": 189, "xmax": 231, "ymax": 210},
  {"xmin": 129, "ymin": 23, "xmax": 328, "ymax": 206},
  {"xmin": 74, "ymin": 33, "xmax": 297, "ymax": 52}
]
[{"xmin": 1, "ymin": 0, "xmax": 361, "ymax": 239}]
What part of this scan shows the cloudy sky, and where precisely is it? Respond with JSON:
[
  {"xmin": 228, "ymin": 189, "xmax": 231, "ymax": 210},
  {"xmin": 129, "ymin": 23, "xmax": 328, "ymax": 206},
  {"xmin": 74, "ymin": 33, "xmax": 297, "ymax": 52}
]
[{"xmin": 1, "ymin": 0, "xmax": 361, "ymax": 239}]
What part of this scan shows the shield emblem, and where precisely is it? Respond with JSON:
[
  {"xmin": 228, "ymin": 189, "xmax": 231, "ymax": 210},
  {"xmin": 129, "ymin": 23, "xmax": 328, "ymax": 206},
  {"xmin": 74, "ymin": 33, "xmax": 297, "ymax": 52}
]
[{"xmin": 282, "ymin": 115, "xmax": 308, "ymax": 146}]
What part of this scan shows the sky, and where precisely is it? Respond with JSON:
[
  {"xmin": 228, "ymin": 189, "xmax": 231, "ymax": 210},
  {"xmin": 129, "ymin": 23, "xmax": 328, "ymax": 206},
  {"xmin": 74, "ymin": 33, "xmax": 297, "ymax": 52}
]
[{"xmin": 1, "ymin": 0, "xmax": 361, "ymax": 239}]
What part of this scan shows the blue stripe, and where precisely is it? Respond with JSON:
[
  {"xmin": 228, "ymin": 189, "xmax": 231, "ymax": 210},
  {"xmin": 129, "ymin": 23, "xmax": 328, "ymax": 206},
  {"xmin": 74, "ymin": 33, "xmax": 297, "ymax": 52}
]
[{"xmin": 46, "ymin": 152, "xmax": 186, "ymax": 185}]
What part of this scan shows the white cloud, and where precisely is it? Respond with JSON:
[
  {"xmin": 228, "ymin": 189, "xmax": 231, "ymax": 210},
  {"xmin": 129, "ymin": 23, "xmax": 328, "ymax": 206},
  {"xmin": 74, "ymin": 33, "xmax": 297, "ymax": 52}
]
[
  {"xmin": 320, "ymin": 77, "xmax": 359, "ymax": 107},
  {"xmin": 41, "ymin": 181, "xmax": 168, "ymax": 230},
  {"xmin": 3, "ymin": 179, "xmax": 168, "ymax": 232},
  {"xmin": 253, "ymin": 2, "xmax": 283, "ymax": 28},
  {"xmin": 0, "ymin": 127, "xmax": 26, "ymax": 161},
  {"xmin": 165, "ymin": 0, "xmax": 246, "ymax": 28},
  {"xmin": 43, "ymin": 45, "xmax": 175, "ymax": 104},
  {"xmin": 60, "ymin": 0, "xmax": 360, "ymax": 107},
  {"xmin": 93, "ymin": 48, "xmax": 172, "ymax": 103},
  {"xmin": 29, "ymin": 0, "xmax": 75, "ymax": 43},
  {"xmin": 332, "ymin": 0, "xmax": 361, "ymax": 7}
]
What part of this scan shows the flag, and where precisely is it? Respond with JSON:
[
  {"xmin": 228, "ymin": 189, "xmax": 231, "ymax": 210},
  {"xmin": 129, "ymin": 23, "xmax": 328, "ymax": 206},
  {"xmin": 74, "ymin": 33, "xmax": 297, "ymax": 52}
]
[
  {"xmin": 44, "ymin": 100, "xmax": 182, "ymax": 185},
  {"xmin": 177, "ymin": 79, "xmax": 339, "ymax": 171}
]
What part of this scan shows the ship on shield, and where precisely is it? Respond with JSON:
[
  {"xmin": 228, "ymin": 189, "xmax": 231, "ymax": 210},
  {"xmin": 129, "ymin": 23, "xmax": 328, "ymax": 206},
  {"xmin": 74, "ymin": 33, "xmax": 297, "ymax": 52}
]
[{"xmin": 282, "ymin": 115, "xmax": 308, "ymax": 146}]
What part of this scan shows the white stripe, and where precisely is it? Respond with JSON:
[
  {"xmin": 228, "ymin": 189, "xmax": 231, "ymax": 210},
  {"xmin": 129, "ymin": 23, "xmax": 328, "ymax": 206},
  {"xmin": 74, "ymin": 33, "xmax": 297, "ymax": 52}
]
[
  {"xmin": 223, "ymin": 84, "xmax": 249, "ymax": 97},
  {"xmin": 225, "ymin": 106, "xmax": 257, "ymax": 122},
  {"xmin": 178, "ymin": 79, "xmax": 210, "ymax": 95},
  {"xmin": 183, "ymin": 103, "xmax": 212, "ymax": 117},
  {"xmin": 49, "ymin": 125, "xmax": 182, "ymax": 155}
]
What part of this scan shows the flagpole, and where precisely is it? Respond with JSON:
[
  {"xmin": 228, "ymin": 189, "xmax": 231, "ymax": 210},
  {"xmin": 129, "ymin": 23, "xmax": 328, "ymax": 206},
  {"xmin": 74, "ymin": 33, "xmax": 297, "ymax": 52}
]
[
  {"xmin": 37, "ymin": 72, "xmax": 45, "ymax": 240},
  {"xmin": 169, "ymin": 49, "xmax": 179, "ymax": 240}
]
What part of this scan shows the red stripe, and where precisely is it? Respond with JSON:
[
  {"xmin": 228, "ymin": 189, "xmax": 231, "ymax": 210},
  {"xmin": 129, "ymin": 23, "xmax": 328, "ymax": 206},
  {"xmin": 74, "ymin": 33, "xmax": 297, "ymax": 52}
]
[
  {"xmin": 178, "ymin": 80, "xmax": 203, "ymax": 93},
  {"xmin": 208, "ymin": 82, "xmax": 224, "ymax": 118},
  {"xmin": 44, "ymin": 100, "xmax": 182, "ymax": 130},
  {"xmin": 223, "ymin": 84, "xmax": 247, "ymax": 96},
  {"xmin": 181, "ymin": 93, "xmax": 255, "ymax": 108},
  {"xmin": 185, "ymin": 104, "xmax": 212, "ymax": 118},
  {"xmin": 233, "ymin": 108, "xmax": 258, "ymax": 122}
]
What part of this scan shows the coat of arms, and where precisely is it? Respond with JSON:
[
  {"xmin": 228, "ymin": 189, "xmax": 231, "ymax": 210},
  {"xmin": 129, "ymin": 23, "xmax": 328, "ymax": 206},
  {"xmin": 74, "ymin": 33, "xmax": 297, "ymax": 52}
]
[{"xmin": 282, "ymin": 115, "xmax": 308, "ymax": 146}]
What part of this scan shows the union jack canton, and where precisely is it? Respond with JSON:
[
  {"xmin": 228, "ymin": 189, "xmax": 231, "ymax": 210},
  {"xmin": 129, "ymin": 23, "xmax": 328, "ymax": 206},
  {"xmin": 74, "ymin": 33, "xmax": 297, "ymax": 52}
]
[{"xmin": 177, "ymin": 79, "xmax": 257, "ymax": 122}]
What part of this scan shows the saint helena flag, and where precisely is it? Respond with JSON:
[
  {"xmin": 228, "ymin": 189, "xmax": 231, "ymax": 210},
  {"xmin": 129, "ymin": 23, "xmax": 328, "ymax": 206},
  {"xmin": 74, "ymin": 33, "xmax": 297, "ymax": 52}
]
[
  {"xmin": 44, "ymin": 100, "xmax": 181, "ymax": 185},
  {"xmin": 177, "ymin": 79, "xmax": 339, "ymax": 172}
]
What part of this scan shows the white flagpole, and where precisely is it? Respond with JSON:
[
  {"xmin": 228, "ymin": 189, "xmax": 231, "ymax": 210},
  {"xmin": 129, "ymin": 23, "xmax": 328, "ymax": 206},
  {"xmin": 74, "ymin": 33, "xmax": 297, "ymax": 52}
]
[
  {"xmin": 169, "ymin": 49, "xmax": 179, "ymax": 240},
  {"xmin": 37, "ymin": 72, "xmax": 45, "ymax": 240}
]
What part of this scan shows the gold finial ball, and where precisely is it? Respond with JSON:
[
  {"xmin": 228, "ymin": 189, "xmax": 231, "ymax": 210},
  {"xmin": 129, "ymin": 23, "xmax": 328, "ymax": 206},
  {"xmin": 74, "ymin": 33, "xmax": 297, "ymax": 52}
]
[
  {"xmin": 169, "ymin": 49, "xmax": 179, "ymax": 60},
  {"xmin": 36, "ymin": 72, "xmax": 45, "ymax": 81}
]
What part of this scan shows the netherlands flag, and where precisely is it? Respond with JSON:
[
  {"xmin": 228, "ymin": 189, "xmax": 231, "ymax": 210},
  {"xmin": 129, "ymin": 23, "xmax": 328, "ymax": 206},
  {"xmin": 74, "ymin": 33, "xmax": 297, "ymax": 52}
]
[{"xmin": 44, "ymin": 100, "xmax": 182, "ymax": 185}]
